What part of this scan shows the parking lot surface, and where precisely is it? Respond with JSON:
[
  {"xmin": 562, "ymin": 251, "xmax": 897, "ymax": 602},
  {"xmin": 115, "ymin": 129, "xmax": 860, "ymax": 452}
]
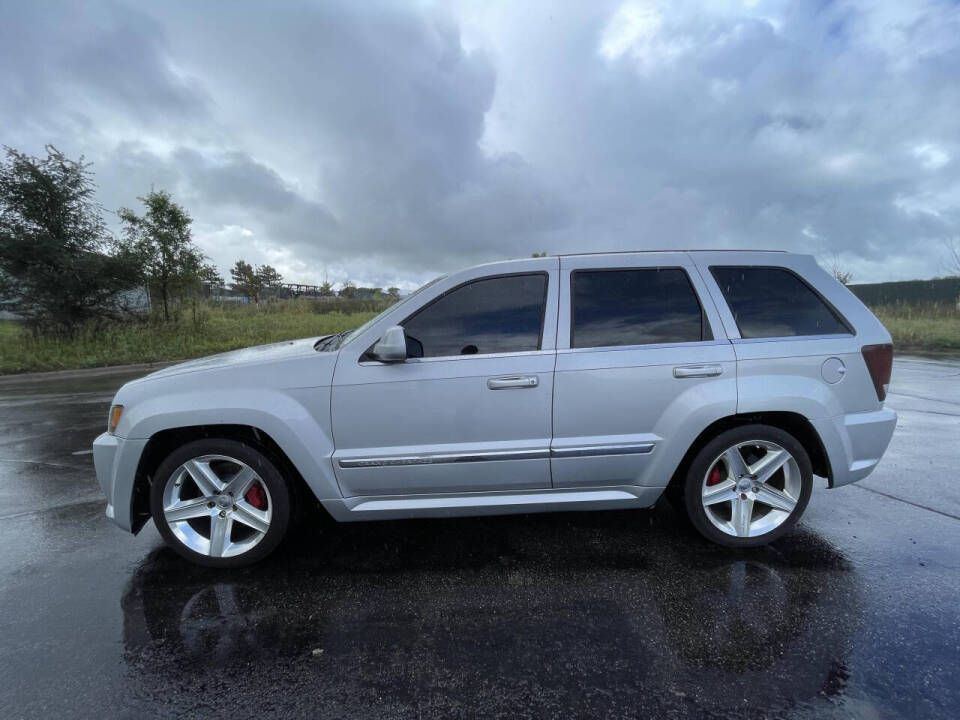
[{"xmin": 0, "ymin": 357, "xmax": 958, "ymax": 718}]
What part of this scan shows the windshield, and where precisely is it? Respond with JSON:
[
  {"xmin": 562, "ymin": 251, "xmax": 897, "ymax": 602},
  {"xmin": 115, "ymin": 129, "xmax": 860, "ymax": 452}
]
[{"xmin": 335, "ymin": 274, "xmax": 447, "ymax": 349}]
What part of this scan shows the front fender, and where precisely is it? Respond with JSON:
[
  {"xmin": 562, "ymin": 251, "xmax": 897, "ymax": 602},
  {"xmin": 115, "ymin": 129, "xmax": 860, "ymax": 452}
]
[{"xmin": 123, "ymin": 387, "xmax": 341, "ymax": 501}]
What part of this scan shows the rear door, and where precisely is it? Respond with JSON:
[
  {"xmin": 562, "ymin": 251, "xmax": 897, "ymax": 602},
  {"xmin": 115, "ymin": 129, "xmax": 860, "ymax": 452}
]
[{"xmin": 551, "ymin": 253, "xmax": 737, "ymax": 489}]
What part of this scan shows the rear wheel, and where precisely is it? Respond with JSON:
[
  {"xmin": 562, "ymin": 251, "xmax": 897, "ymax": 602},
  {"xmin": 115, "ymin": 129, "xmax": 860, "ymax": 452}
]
[
  {"xmin": 150, "ymin": 439, "xmax": 292, "ymax": 568},
  {"xmin": 684, "ymin": 425, "xmax": 813, "ymax": 548}
]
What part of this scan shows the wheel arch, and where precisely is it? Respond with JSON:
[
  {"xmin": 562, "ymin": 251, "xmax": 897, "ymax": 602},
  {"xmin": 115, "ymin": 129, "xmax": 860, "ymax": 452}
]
[
  {"xmin": 666, "ymin": 411, "xmax": 832, "ymax": 497},
  {"xmin": 130, "ymin": 424, "xmax": 317, "ymax": 534}
]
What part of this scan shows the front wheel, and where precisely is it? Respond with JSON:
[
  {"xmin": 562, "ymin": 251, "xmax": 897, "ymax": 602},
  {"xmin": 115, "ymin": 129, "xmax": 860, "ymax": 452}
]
[
  {"xmin": 150, "ymin": 439, "xmax": 292, "ymax": 568},
  {"xmin": 683, "ymin": 425, "xmax": 813, "ymax": 548}
]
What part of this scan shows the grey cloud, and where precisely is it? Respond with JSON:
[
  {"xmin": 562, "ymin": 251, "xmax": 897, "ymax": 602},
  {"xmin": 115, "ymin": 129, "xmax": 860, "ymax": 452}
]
[
  {"xmin": 0, "ymin": 0, "xmax": 207, "ymax": 150},
  {"xmin": 2, "ymin": 0, "xmax": 959, "ymax": 285},
  {"xmin": 61, "ymin": 3, "xmax": 206, "ymax": 122},
  {"xmin": 474, "ymin": 0, "xmax": 960, "ymax": 274}
]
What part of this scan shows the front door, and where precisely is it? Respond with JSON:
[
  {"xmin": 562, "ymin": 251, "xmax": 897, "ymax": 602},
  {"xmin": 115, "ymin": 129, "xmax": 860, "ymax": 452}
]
[{"xmin": 331, "ymin": 261, "xmax": 559, "ymax": 497}]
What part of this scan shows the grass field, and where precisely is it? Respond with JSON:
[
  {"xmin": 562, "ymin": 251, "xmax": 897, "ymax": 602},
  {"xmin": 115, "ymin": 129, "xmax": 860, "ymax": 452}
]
[
  {"xmin": 1, "ymin": 298, "xmax": 957, "ymax": 374},
  {"xmin": 871, "ymin": 303, "xmax": 960, "ymax": 353},
  {"xmin": 0, "ymin": 300, "xmax": 378, "ymax": 374}
]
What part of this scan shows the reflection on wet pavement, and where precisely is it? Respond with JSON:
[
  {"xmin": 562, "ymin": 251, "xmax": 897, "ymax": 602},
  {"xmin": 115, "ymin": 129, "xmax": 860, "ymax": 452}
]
[{"xmin": 120, "ymin": 509, "xmax": 860, "ymax": 717}]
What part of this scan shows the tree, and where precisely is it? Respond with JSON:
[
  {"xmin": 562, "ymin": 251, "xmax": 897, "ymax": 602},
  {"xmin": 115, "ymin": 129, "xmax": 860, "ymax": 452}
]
[
  {"xmin": 228, "ymin": 260, "xmax": 282, "ymax": 302},
  {"xmin": 829, "ymin": 254, "xmax": 853, "ymax": 285},
  {"xmin": 339, "ymin": 282, "xmax": 357, "ymax": 299},
  {"xmin": 0, "ymin": 145, "xmax": 141, "ymax": 335},
  {"xmin": 387, "ymin": 287, "xmax": 401, "ymax": 299},
  {"xmin": 199, "ymin": 264, "xmax": 225, "ymax": 293},
  {"xmin": 945, "ymin": 237, "xmax": 960, "ymax": 278},
  {"xmin": 229, "ymin": 259, "xmax": 261, "ymax": 301},
  {"xmin": 118, "ymin": 190, "xmax": 207, "ymax": 321},
  {"xmin": 256, "ymin": 264, "xmax": 283, "ymax": 296}
]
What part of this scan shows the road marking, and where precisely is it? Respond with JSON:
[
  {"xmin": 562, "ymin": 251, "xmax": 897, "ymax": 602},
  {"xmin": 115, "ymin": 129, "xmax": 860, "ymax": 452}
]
[
  {"xmin": 71, "ymin": 449, "xmax": 93, "ymax": 455},
  {"xmin": 851, "ymin": 484, "xmax": 960, "ymax": 522}
]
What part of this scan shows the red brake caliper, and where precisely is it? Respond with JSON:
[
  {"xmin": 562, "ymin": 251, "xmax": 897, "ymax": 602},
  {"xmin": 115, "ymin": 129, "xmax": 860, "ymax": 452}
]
[
  {"xmin": 244, "ymin": 483, "xmax": 268, "ymax": 510},
  {"xmin": 706, "ymin": 464, "xmax": 724, "ymax": 486}
]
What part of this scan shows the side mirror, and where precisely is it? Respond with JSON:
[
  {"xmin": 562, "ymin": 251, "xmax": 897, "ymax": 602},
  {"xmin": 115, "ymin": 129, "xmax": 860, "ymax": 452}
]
[{"xmin": 372, "ymin": 325, "xmax": 407, "ymax": 362}]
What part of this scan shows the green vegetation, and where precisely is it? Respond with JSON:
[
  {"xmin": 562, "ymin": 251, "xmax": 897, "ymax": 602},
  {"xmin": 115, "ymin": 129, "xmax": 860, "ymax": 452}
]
[
  {"xmin": 118, "ymin": 189, "xmax": 217, "ymax": 322},
  {"xmin": 850, "ymin": 277, "xmax": 960, "ymax": 307},
  {"xmin": 0, "ymin": 301, "xmax": 378, "ymax": 374},
  {"xmin": 0, "ymin": 143, "xmax": 403, "ymax": 374},
  {"xmin": 0, "ymin": 146, "xmax": 143, "ymax": 335},
  {"xmin": 871, "ymin": 303, "xmax": 960, "ymax": 352}
]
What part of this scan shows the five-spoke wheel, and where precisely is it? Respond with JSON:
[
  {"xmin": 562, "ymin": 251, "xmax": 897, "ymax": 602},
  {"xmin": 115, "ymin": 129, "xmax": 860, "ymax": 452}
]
[
  {"xmin": 150, "ymin": 439, "xmax": 292, "ymax": 567},
  {"xmin": 162, "ymin": 455, "xmax": 273, "ymax": 558},
  {"xmin": 700, "ymin": 440, "xmax": 801, "ymax": 538},
  {"xmin": 684, "ymin": 425, "xmax": 813, "ymax": 547}
]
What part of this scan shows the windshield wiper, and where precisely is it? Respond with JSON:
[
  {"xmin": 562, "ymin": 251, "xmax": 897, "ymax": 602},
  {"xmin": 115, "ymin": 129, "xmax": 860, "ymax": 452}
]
[{"xmin": 314, "ymin": 330, "xmax": 353, "ymax": 352}]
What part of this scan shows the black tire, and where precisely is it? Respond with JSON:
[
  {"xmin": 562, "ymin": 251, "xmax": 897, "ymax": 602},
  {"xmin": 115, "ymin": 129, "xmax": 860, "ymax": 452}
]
[
  {"xmin": 150, "ymin": 438, "xmax": 292, "ymax": 568},
  {"xmin": 683, "ymin": 424, "xmax": 813, "ymax": 548}
]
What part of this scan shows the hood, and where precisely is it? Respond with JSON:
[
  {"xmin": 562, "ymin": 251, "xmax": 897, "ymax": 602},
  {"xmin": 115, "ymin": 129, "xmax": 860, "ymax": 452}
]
[{"xmin": 136, "ymin": 336, "xmax": 326, "ymax": 382}]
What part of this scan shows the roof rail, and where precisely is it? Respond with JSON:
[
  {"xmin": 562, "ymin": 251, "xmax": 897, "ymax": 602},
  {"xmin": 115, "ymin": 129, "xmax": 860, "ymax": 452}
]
[{"xmin": 555, "ymin": 249, "xmax": 788, "ymax": 257}]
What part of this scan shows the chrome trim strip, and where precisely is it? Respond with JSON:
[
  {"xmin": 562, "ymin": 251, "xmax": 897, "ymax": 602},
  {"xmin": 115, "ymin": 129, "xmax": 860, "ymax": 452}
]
[
  {"xmin": 550, "ymin": 443, "xmax": 655, "ymax": 458},
  {"xmin": 359, "ymin": 349, "xmax": 556, "ymax": 366},
  {"xmin": 556, "ymin": 340, "xmax": 725, "ymax": 355},
  {"xmin": 338, "ymin": 448, "xmax": 549, "ymax": 468},
  {"xmin": 338, "ymin": 443, "xmax": 655, "ymax": 468}
]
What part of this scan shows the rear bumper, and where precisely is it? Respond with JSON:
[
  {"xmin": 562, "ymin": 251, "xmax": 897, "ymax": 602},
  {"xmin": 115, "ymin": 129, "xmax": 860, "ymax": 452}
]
[
  {"xmin": 92, "ymin": 432, "xmax": 149, "ymax": 532},
  {"xmin": 812, "ymin": 407, "xmax": 897, "ymax": 488}
]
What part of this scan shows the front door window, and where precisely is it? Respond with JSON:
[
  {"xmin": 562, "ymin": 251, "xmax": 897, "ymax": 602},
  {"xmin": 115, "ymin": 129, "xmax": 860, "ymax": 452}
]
[{"xmin": 401, "ymin": 273, "xmax": 548, "ymax": 358}]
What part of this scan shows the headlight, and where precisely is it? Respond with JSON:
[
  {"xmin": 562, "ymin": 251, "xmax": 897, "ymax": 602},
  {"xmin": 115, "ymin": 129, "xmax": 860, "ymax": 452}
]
[{"xmin": 108, "ymin": 405, "xmax": 124, "ymax": 435}]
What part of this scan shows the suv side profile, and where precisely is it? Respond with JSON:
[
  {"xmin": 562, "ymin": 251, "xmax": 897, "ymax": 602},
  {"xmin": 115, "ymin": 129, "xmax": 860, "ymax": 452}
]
[{"xmin": 93, "ymin": 251, "xmax": 896, "ymax": 567}]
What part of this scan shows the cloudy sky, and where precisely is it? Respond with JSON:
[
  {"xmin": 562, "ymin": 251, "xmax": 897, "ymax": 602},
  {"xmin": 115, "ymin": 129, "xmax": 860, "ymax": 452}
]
[{"xmin": 3, "ymin": 0, "xmax": 959, "ymax": 288}]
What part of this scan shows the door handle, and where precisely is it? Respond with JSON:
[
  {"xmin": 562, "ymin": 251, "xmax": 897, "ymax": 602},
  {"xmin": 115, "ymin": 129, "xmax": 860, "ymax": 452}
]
[
  {"xmin": 673, "ymin": 364, "xmax": 723, "ymax": 379},
  {"xmin": 487, "ymin": 375, "xmax": 539, "ymax": 390}
]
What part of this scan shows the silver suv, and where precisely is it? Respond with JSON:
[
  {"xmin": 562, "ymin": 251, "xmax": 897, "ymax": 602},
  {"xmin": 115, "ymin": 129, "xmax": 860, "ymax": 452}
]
[{"xmin": 93, "ymin": 251, "xmax": 896, "ymax": 567}]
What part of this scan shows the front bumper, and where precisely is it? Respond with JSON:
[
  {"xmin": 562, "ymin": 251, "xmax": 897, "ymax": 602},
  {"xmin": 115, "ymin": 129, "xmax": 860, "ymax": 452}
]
[
  {"xmin": 92, "ymin": 432, "xmax": 149, "ymax": 532},
  {"xmin": 812, "ymin": 407, "xmax": 897, "ymax": 488}
]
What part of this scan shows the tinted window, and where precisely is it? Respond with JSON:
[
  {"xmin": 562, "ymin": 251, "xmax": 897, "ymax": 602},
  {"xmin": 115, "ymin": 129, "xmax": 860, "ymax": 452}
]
[
  {"xmin": 710, "ymin": 266, "xmax": 850, "ymax": 338},
  {"xmin": 571, "ymin": 268, "xmax": 708, "ymax": 348},
  {"xmin": 402, "ymin": 273, "xmax": 547, "ymax": 357}
]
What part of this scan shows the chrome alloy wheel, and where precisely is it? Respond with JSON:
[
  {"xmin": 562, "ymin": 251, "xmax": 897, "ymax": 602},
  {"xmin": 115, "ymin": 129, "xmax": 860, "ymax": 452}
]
[
  {"xmin": 161, "ymin": 455, "xmax": 273, "ymax": 558},
  {"xmin": 700, "ymin": 440, "xmax": 801, "ymax": 538}
]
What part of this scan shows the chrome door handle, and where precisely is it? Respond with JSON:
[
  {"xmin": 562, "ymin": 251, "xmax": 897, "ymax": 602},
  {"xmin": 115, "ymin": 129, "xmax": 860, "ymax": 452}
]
[
  {"xmin": 487, "ymin": 375, "xmax": 539, "ymax": 390},
  {"xmin": 673, "ymin": 364, "xmax": 723, "ymax": 379}
]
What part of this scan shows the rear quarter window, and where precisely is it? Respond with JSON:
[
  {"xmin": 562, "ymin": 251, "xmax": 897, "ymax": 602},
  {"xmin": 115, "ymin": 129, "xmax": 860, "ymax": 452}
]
[{"xmin": 710, "ymin": 266, "xmax": 851, "ymax": 338}]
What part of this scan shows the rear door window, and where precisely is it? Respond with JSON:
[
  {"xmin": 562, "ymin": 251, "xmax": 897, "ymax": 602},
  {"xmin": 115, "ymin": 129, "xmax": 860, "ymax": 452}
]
[
  {"xmin": 710, "ymin": 266, "xmax": 851, "ymax": 338},
  {"xmin": 571, "ymin": 268, "xmax": 710, "ymax": 348}
]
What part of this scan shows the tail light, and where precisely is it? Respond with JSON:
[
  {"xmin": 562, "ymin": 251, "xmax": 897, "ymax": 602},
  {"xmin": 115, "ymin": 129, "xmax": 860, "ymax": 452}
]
[{"xmin": 861, "ymin": 344, "xmax": 893, "ymax": 401}]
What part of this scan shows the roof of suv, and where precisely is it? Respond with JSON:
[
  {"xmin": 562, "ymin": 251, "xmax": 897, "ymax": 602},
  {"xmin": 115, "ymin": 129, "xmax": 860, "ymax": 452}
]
[{"xmin": 556, "ymin": 249, "xmax": 788, "ymax": 257}]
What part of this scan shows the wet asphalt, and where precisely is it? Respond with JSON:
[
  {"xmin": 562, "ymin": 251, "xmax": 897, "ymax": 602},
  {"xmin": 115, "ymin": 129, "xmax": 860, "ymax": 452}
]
[{"xmin": 0, "ymin": 357, "xmax": 958, "ymax": 719}]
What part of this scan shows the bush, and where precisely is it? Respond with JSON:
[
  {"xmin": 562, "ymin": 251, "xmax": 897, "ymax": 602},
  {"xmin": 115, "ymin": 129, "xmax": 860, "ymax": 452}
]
[{"xmin": 308, "ymin": 297, "xmax": 395, "ymax": 315}]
